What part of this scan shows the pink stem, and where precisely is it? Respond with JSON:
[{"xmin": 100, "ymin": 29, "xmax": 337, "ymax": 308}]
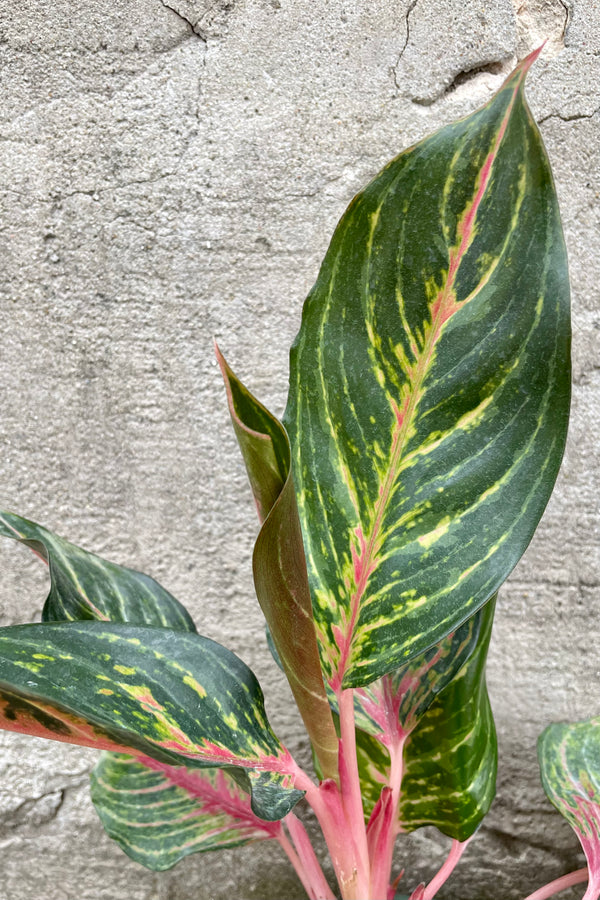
[
  {"xmin": 285, "ymin": 814, "xmax": 337, "ymax": 900},
  {"xmin": 278, "ymin": 826, "xmax": 321, "ymax": 900},
  {"xmin": 521, "ymin": 868, "xmax": 589, "ymax": 900},
  {"xmin": 338, "ymin": 688, "xmax": 371, "ymax": 898},
  {"xmin": 294, "ymin": 768, "xmax": 360, "ymax": 899},
  {"xmin": 368, "ymin": 739, "xmax": 405, "ymax": 899},
  {"xmin": 295, "ymin": 705, "xmax": 370, "ymax": 900},
  {"xmin": 583, "ymin": 880, "xmax": 600, "ymax": 900},
  {"xmin": 422, "ymin": 838, "xmax": 470, "ymax": 900}
]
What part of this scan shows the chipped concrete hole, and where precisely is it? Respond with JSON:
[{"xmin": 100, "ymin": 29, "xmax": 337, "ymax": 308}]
[{"xmin": 393, "ymin": 0, "xmax": 570, "ymax": 106}]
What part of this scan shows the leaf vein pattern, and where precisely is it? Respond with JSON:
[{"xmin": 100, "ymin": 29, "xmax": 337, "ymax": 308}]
[{"xmin": 329, "ymin": 74, "xmax": 527, "ymax": 688}]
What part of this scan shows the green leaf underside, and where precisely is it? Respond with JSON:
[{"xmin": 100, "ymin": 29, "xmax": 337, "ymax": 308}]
[
  {"xmin": 538, "ymin": 717, "xmax": 600, "ymax": 886},
  {"xmin": 217, "ymin": 347, "xmax": 338, "ymax": 780},
  {"xmin": 0, "ymin": 623, "xmax": 303, "ymax": 820},
  {"xmin": 284, "ymin": 51, "xmax": 570, "ymax": 690},
  {"xmin": 91, "ymin": 753, "xmax": 283, "ymax": 870},
  {"xmin": 356, "ymin": 599, "xmax": 496, "ymax": 840},
  {"xmin": 0, "ymin": 511, "xmax": 195, "ymax": 632}
]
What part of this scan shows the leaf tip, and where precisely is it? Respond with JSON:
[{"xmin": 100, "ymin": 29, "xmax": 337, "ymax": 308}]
[
  {"xmin": 213, "ymin": 338, "xmax": 226, "ymax": 370},
  {"xmin": 214, "ymin": 341, "xmax": 236, "ymax": 404},
  {"xmin": 501, "ymin": 43, "xmax": 545, "ymax": 95},
  {"xmin": 517, "ymin": 43, "xmax": 546, "ymax": 79},
  {"xmin": 523, "ymin": 42, "xmax": 546, "ymax": 68}
]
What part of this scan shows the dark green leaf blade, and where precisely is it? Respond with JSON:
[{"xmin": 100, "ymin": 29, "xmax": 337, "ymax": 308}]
[
  {"xmin": 538, "ymin": 717, "xmax": 600, "ymax": 895},
  {"xmin": 351, "ymin": 598, "xmax": 492, "ymax": 741},
  {"xmin": 217, "ymin": 346, "xmax": 338, "ymax": 780},
  {"xmin": 0, "ymin": 515, "xmax": 268, "ymax": 859},
  {"xmin": 356, "ymin": 598, "xmax": 497, "ymax": 840},
  {"xmin": 91, "ymin": 753, "xmax": 283, "ymax": 870},
  {"xmin": 398, "ymin": 599, "xmax": 497, "ymax": 839},
  {"xmin": 0, "ymin": 623, "xmax": 303, "ymax": 820},
  {"xmin": 284, "ymin": 50, "xmax": 570, "ymax": 690},
  {"xmin": 0, "ymin": 510, "xmax": 195, "ymax": 632}
]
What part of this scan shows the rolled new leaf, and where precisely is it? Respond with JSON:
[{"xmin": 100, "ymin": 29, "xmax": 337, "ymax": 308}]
[
  {"xmin": 538, "ymin": 717, "xmax": 600, "ymax": 897},
  {"xmin": 284, "ymin": 49, "xmax": 570, "ymax": 690},
  {"xmin": 91, "ymin": 753, "xmax": 284, "ymax": 870},
  {"xmin": 217, "ymin": 346, "xmax": 338, "ymax": 781},
  {"xmin": 0, "ymin": 510, "xmax": 195, "ymax": 632},
  {"xmin": 0, "ymin": 622, "xmax": 303, "ymax": 820}
]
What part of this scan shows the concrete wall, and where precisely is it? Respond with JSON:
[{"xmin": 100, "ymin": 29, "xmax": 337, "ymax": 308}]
[{"xmin": 0, "ymin": 1, "xmax": 598, "ymax": 898}]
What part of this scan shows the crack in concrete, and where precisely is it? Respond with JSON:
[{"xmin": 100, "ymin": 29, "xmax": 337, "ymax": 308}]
[
  {"xmin": 558, "ymin": 0, "xmax": 572, "ymax": 43},
  {"xmin": 539, "ymin": 107, "xmax": 600, "ymax": 124},
  {"xmin": 158, "ymin": 2, "xmax": 209, "ymax": 119},
  {"xmin": 392, "ymin": 0, "xmax": 514, "ymax": 105},
  {"xmin": 413, "ymin": 57, "xmax": 511, "ymax": 107},
  {"xmin": 1, "ymin": 170, "xmax": 182, "ymax": 205},
  {"xmin": 159, "ymin": 1, "xmax": 208, "ymax": 42},
  {"xmin": 0, "ymin": 788, "xmax": 65, "ymax": 836},
  {"xmin": 392, "ymin": 0, "xmax": 420, "ymax": 92}
]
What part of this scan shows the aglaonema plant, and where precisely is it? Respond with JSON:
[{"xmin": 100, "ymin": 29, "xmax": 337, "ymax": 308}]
[{"xmin": 0, "ymin": 47, "xmax": 595, "ymax": 900}]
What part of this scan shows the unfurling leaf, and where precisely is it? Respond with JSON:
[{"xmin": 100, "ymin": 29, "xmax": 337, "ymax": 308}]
[
  {"xmin": 217, "ymin": 346, "xmax": 338, "ymax": 781},
  {"xmin": 538, "ymin": 717, "xmax": 600, "ymax": 897},
  {"xmin": 285, "ymin": 52, "xmax": 570, "ymax": 690}
]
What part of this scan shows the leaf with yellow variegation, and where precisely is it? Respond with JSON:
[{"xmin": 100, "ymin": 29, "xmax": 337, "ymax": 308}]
[
  {"xmin": 285, "ymin": 49, "xmax": 570, "ymax": 691},
  {"xmin": 355, "ymin": 599, "xmax": 496, "ymax": 841},
  {"xmin": 0, "ymin": 622, "xmax": 304, "ymax": 821},
  {"xmin": 538, "ymin": 717, "xmax": 600, "ymax": 899},
  {"xmin": 0, "ymin": 510, "xmax": 195, "ymax": 632}
]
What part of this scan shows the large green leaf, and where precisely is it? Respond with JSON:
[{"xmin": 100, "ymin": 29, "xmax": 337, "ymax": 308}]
[
  {"xmin": 91, "ymin": 752, "xmax": 283, "ymax": 870},
  {"xmin": 356, "ymin": 598, "xmax": 496, "ymax": 840},
  {"xmin": 284, "ymin": 50, "xmax": 570, "ymax": 690},
  {"xmin": 538, "ymin": 717, "xmax": 600, "ymax": 896},
  {"xmin": 0, "ymin": 510, "xmax": 195, "ymax": 631},
  {"xmin": 0, "ymin": 622, "xmax": 303, "ymax": 820},
  {"xmin": 0, "ymin": 513, "xmax": 291, "ymax": 859},
  {"xmin": 217, "ymin": 346, "xmax": 339, "ymax": 781}
]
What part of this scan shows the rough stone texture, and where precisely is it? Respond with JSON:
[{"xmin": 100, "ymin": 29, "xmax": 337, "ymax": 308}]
[{"xmin": 0, "ymin": 1, "xmax": 598, "ymax": 898}]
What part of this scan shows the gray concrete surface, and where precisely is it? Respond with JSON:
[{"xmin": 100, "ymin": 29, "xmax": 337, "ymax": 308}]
[{"xmin": 0, "ymin": 1, "xmax": 598, "ymax": 898}]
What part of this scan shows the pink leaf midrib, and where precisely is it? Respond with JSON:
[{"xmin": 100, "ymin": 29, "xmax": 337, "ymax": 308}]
[{"xmin": 332, "ymin": 60, "xmax": 532, "ymax": 689}]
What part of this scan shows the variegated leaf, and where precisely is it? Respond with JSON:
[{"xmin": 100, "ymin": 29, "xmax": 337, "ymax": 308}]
[
  {"xmin": 398, "ymin": 602, "xmax": 496, "ymax": 839},
  {"xmin": 351, "ymin": 599, "xmax": 492, "ymax": 744},
  {"xmin": 91, "ymin": 752, "xmax": 283, "ymax": 870},
  {"xmin": 284, "ymin": 49, "xmax": 570, "ymax": 690},
  {"xmin": 0, "ymin": 623, "xmax": 303, "ymax": 820},
  {"xmin": 356, "ymin": 599, "xmax": 496, "ymax": 840},
  {"xmin": 0, "ymin": 513, "xmax": 289, "ymax": 860},
  {"xmin": 538, "ymin": 717, "xmax": 600, "ymax": 897},
  {"xmin": 0, "ymin": 510, "xmax": 195, "ymax": 631},
  {"xmin": 217, "ymin": 346, "xmax": 338, "ymax": 780}
]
